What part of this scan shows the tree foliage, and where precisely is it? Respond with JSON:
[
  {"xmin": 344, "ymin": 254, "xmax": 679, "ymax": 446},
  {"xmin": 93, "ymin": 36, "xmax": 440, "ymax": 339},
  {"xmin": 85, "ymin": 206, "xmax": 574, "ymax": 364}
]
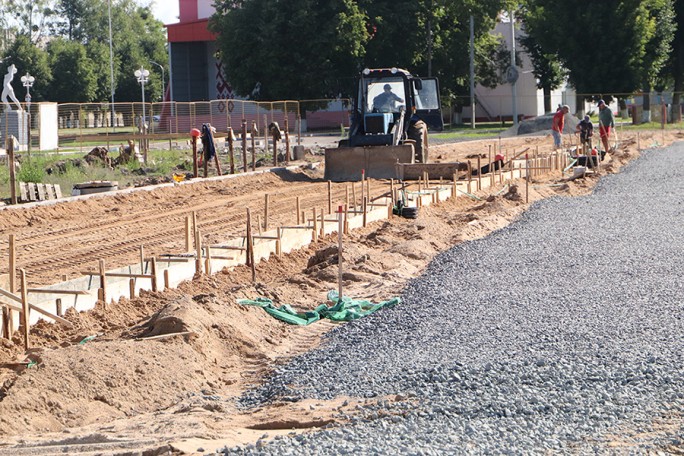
[
  {"xmin": 210, "ymin": 0, "xmax": 369, "ymax": 100},
  {"xmin": 0, "ymin": 35, "xmax": 51, "ymax": 102},
  {"xmin": 523, "ymin": 0, "xmax": 676, "ymax": 99},
  {"xmin": 211, "ymin": 0, "xmax": 512, "ymax": 105},
  {"xmin": 46, "ymin": 38, "xmax": 97, "ymax": 102},
  {"xmin": 1, "ymin": 0, "xmax": 168, "ymax": 103}
]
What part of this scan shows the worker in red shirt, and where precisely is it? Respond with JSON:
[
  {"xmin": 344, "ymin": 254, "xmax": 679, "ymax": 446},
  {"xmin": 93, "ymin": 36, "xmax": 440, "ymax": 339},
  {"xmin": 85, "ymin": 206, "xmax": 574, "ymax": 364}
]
[{"xmin": 552, "ymin": 105, "xmax": 570, "ymax": 149}]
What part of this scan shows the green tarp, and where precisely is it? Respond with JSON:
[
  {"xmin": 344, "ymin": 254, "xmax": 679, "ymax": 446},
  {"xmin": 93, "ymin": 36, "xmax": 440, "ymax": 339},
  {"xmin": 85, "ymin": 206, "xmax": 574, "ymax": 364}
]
[{"xmin": 238, "ymin": 290, "xmax": 400, "ymax": 326}]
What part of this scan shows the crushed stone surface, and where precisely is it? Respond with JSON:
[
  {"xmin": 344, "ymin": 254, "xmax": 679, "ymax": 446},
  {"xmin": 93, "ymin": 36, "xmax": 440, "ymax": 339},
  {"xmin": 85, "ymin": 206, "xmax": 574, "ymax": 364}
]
[{"xmin": 229, "ymin": 143, "xmax": 684, "ymax": 454}]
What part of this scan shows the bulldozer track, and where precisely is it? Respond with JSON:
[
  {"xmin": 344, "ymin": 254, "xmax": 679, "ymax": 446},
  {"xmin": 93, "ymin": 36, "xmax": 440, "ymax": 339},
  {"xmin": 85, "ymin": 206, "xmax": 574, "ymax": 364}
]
[{"xmin": 0, "ymin": 173, "xmax": 392, "ymax": 287}]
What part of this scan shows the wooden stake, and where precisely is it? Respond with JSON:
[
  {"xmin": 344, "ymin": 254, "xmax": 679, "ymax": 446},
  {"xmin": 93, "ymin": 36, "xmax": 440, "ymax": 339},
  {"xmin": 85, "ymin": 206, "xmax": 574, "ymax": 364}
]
[
  {"xmin": 56, "ymin": 298, "xmax": 63, "ymax": 317},
  {"xmin": 264, "ymin": 194, "xmax": 270, "ymax": 230},
  {"xmin": 195, "ymin": 229, "xmax": 202, "ymax": 275},
  {"xmin": 452, "ymin": 173, "xmax": 457, "ymax": 198},
  {"xmin": 20, "ymin": 269, "xmax": 29, "ymax": 349},
  {"xmin": 327, "ymin": 181, "xmax": 333, "ymax": 214},
  {"xmin": 227, "ymin": 127, "xmax": 235, "ymax": 174},
  {"xmin": 344, "ymin": 202, "xmax": 349, "ymax": 234},
  {"xmin": 362, "ymin": 197, "xmax": 368, "ymax": 227},
  {"xmin": 192, "ymin": 136, "xmax": 198, "ymax": 178},
  {"xmin": 361, "ymin": 171, "xmax": 365, "ymax": 208},
  {"xmin": 242, "ymin": 119, "xmax": 248, "ymax": 172},
  {"xmin": 284, "ymin": 116, "xmax": 290, "ymax": 163},
  {"xmin": 164, "ymin": 269, "xmax": 170, "ymax": 290},
  {"xmin": 185, "ymin": 216, "xmax": 192, "ymax": 252},
  {"xmin": 150, "ymin": 257, "xmax": 158, "ymax": 291},
  {"xmin": 477, "ymin": 156, "xmax": 482, "ymax": 190},
  {"xmin": 467, "ymin": 161, "xmax": 473, "ymax": 194},
  {"xmin": 337, "ymin": 206, "xmax": 344, "ymax": 301},
  {"xmin": 9, "ymin": 234, "xmax": 16, "ymax": 293},
  {"xmin": 320, "ymin": 207, "xmax": 325, "ymax": 237},
  {"xmin": 99, "ymin": 259, "xmax": 106, "ymax": 305},
  {"xmin": 246, "ymin": 208, "xmax": 256, "ymax": 282},
  {"xmin": 129, "ymin": 278, "xmax": 136, "ymax": 299},
  {"xmin": 352, "ymin": 182, "xmax": 357, "ymax": 209},
  {"xmin": 204, "ymin": 246, "xmax": 212, "ymax": 275},
  {"xmin": 7, "ymin": 137, "xmax": 17, "ymax": 204},
  {"xmin": 251, "ymin": 121, "xmax": 257, "ymax": 171},
  {"xmin": 312, "ymin": 208, "xmax": 318, "ymax": 242},
  {"xmin": 276, "ymin": 228, "xmax": 282, "ymax": 258},
  {"xmin": 525, "ymin": 154, "xmax": 530, "ymax": 204},
  {"xmin": 296, "ymin": 196, "xmax": 301, "ymax": 225}
]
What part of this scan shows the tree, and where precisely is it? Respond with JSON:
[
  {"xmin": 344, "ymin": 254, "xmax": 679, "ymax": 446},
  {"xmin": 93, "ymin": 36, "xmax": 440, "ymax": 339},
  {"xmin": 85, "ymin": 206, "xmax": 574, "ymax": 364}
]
[
  {"xmin": 53, "ymin": 0, "xmax": 87, "ymax": 40},
  {"xmin": 639, "ymin": 0, "xmax": 675, "ymax": 121},
  {"xmin": 49, "ymin": 0, "xmax": 168, "ymax": 102},
  {"xmin": 46, "ymin": 38, "xmax": 97, "ymax": 102},
  {"xmin": 657, "ymin": 0, "xmax": 683, "ymax": 121},
  {"xmin": 1, "ymin": 35, "xmax": 52, "ymax": 102},
  {"xmin": 518, "ymin": 30, "xmax": 565, "ymax": 114},
  {"xmin": 210, "ymin": 0, "xmax": 369, "ymax": 100},
  {"xmin": 4, "ymin": 0, "xmax": 56, "ymax": 43},
  {"xmin": 523, "ymin": 0, "xmax": 675, "ymax": 117},
  {"xmin": 358, "ymin": 0, "xmax": 514, "ymax": 116}
]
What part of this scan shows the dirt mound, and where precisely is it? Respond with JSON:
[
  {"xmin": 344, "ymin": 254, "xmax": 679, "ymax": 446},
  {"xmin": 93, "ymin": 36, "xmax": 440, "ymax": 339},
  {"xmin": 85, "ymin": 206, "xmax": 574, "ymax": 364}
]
[{"xmin": 0, "ymin": 288, "xmax": 293, "ymax": 436}]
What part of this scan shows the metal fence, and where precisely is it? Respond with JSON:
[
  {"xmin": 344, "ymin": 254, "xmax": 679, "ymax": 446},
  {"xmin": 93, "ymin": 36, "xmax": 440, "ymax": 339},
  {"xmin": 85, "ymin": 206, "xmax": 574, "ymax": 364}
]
[{"xmin": 1, "ymin": 92, "xmax": 682, "ymax": 153}]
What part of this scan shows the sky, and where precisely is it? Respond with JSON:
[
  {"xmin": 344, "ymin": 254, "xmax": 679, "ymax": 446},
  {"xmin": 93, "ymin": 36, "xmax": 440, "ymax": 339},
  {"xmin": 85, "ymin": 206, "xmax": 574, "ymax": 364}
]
[{"xmin": 142, "ymin": 1, "xmax": 180, "ymax": 25}]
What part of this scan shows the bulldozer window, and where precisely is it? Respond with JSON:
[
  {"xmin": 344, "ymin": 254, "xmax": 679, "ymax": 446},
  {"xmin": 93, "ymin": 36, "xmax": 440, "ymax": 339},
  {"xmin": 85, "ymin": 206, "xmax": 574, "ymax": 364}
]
[
  {"xmin": 367, "ymin": 80, "xmax": 405, "ymax": 113},
  {"xmin": 415, "ymin": 79, "xmax": 439, "ymax": 111}
]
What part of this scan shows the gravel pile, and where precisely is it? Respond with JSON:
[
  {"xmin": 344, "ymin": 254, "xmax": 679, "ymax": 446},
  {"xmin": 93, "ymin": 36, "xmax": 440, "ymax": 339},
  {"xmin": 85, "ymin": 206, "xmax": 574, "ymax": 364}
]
[{"xmin": 227, "ymin": 144, "xmax": 684, "ymax": 454}]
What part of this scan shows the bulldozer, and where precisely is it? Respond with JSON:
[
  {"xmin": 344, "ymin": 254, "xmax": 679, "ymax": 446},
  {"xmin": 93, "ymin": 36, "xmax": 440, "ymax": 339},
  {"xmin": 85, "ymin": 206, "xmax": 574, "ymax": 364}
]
[{"xmin": 325, "ymin": 67, "xmax": 444, "ymax": 182}]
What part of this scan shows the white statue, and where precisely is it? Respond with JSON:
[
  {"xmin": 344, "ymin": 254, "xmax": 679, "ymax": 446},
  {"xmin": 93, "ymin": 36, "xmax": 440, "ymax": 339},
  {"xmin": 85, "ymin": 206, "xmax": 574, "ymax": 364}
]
[{"xmin": 2, "ymin": 64, "xmax": 23, "ymax": 112}]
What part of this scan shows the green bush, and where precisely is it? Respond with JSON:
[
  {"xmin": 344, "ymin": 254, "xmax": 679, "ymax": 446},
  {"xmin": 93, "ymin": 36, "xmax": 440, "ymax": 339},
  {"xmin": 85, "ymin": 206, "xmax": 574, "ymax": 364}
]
[{"xmin": 17, "ymin": 160, "xmax": 46, "ymax": 183}]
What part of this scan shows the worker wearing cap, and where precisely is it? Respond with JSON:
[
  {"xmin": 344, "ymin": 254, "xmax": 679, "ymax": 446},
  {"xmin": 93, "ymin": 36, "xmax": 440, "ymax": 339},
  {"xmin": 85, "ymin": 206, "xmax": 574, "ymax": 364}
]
[
  {"xmin": 373, "ymin": 84, "xmax": 404, "ymax": 113},
  {"xmin": 551, "ymin": 105, "xmax": 570, "ymax": 149},
  {"xmin": 575, "ymin": 115, "xmax": 594, "ymax": 153},
  {"xmin": 597, "ymin": 100, "xmax": 615, "ymax": 152}
]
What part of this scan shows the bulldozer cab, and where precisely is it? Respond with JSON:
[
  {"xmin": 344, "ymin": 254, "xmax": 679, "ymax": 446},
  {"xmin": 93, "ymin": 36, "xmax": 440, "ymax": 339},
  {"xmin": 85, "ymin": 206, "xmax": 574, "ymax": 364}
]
[{"xmin": 356, "ymin": 69, "xmax": 443, "ymax": 132}]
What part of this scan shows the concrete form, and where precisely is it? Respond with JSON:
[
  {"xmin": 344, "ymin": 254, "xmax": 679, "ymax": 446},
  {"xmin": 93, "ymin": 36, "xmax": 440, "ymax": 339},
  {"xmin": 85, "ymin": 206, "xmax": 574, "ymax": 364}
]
[{"xmin": 1, "ymin": 153, "xmax": 565, "ymax": 341}]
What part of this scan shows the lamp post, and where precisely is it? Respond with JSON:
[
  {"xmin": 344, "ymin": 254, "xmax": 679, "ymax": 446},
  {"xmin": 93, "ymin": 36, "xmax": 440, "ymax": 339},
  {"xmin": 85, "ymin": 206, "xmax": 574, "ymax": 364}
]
[
  {"xmin": 20, "ymin": 72, "xmax": 34, "ymax": 155},
  {"xmin": 108, "ymin": 0, "xmax": 116, "ymax": 131},
  {"xmin": 149, "ymin": 60, "xmax": 165, "ymax": 101},
  {"xmin": 134, "ymin": 66, "xmax": 150, "ymax": 127},
  {"xmin": 135, "ymin": 66, "xmax": 150, "ymax": 163}
]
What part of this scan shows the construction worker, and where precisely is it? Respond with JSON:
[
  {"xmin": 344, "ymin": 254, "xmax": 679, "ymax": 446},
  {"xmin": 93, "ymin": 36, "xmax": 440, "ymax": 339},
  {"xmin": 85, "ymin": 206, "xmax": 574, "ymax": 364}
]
[
  {"xmin": 373, "ymin": 84, "xmax": 404, "ymax": 113},
  {"xmin": 575, "ymin": 115, "xmax": 594, "ymax": 153},
  {"xmin": 597, "ymin": 99, "xmax": 615, "ymax": 152},
  {"xmin": 551, "ymin": 105, "xmax": 570, "ymax": 149}
]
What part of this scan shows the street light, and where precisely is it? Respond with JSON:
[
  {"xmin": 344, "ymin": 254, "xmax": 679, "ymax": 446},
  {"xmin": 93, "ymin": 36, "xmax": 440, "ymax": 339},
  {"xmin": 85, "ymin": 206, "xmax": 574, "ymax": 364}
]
[
  {"xmin": 20, "ymin": 72, "xmax": 35, "ymax": 155},
  {"xmin": 149, "ymin": 60, "xmax": 165, "ymax": 101},
  {"xmin": 134, "ymin": 66, "xmax": 150, "ymax": 129}
]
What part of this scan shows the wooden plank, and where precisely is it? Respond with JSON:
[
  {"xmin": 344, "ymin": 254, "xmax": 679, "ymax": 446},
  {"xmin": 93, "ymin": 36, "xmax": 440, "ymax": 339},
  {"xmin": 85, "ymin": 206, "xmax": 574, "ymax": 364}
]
[
  {"xmin": 19, "ymin": 182, "xmax": 28, "ymax": 202},
  {"xmin": 0, "ymin": 290, "xmax": 73, "ymax": 327},
  {"xmin": 81, "ymin": 271, "xmax": 154, "ymax": 279},
  {"xmin": 36, "ymin": 184, "xmax": 46, "ymax": 201},
  {"xmin": 27, "ymin": 183, "xmax": 37, "ymax": 202},
  {"xmin": 53, "ymin": 184, "xmax": 62, "ymax": 199},
  {"xmin": 27, "ymin": 288, "xmax": 89, "ymax": 295}
]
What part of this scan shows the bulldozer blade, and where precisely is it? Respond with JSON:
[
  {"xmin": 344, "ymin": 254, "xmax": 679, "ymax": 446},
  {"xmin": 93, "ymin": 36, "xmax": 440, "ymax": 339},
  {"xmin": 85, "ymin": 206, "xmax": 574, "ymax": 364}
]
[{"xmin": 324, "ymin": 145, "xmax": 415, "ymax": 182}]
